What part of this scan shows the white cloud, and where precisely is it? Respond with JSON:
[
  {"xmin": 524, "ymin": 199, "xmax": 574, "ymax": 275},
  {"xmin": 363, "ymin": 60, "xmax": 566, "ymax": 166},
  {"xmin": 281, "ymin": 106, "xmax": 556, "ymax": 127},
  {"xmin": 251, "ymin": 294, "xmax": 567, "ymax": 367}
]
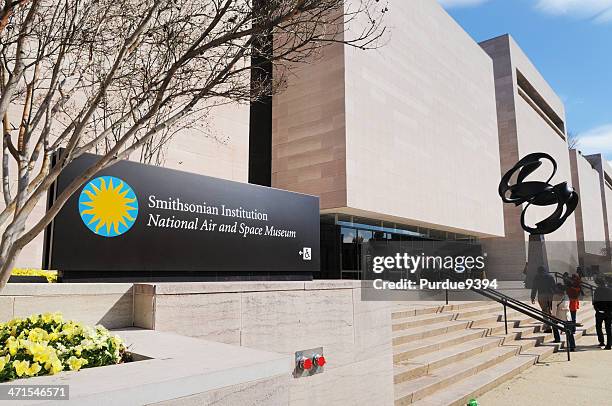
[
  {"xmin": 536, "ymin": 0, "xmax": 612, "ymax": 22},
  {"xmin": 577, "ymin": 124, "xmax": 612, "ymax": 155},
  {"xmin": 437, "ymin": 0, "xmax": 612, "ymax": 20},
  {"xmin": 595, "ymin": 7, "xmax": 612, "ymax": 22},
  {"xmin": 437, "ymin": 0, "xmax": 489, "ymax": 8}
]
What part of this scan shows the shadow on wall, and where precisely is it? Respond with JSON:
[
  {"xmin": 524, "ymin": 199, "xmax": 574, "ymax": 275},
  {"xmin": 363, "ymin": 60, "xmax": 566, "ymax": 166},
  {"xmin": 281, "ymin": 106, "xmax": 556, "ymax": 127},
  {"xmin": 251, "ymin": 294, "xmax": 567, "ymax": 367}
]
[
  {"xmin": 97, "ymin": 292, "xmax": 134, "ymax": 329},
  {"xmin": 4, "ymin": 288, "xmax": 134, "ymax": 329}
]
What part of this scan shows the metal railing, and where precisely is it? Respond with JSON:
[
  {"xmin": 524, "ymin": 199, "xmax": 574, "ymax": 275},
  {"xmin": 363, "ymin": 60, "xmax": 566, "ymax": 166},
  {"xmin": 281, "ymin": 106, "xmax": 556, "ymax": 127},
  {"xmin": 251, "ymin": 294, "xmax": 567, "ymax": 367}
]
[
  {"xmin": 551, "ymin": 272, "xmax": 596, "ymax": 297},
  {"xmin": 444, "ymin": 272, "xmax": 576, "ymax": 361}
]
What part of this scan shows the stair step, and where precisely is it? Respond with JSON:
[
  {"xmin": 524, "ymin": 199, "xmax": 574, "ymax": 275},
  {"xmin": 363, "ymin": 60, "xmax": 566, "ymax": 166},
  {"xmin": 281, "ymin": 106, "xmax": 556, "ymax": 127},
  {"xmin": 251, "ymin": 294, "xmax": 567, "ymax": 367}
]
[
  {"xmin": 394, "ymin": 346, "xmax": 520, "ymax": 405},
  {"xmin": 503, "ymin": 330, "xmax": 553, "ymax": 349},
  {"xmin": 439, "ymin": 301, "xmax": 491, "ymax": 312},
  {"xmin": 392, "ymin": 320, "xmax": 471, "ymax": 346},
  {"xmin": 392, "ymin": 302, "xmax": 598, "ymax": 405},
  {"xmin": 394, "ymin": 363, "xmax": 429, "ymax": 385},
  {"xmin": 394, "ymin": 337, "xmax": 504, "ymax": 384},
  {"xmin": 393, "ymin": 328, "xmax": 488, "ymax": 363},
  {"xmin": 393, "ymin": 312, "xmax": 457, "ymax": 331},
  {"xmin": 392, "ymin": 301, "xmax": 486, "ymax": 320},
  {"xmin": 402, "ymin": 316, "xmax": 596, "ymax": 405},
  {"xmin": 452, "ymin": 303, "xmax": 509, "ymax": 319},
  {"xmin": 410, "ymin": 337, "xmax": 505, "ymax": 371},
  {"xmin": 458, "ymin": 308, "xmax": 535, "ymax": 327},
  {"xmin": 392, "ymin": 305, "xmax": 442, "ymax": 320},
  {"xmin": 408, "ymin": 354, "xmax": 539, "ymax": 406},
  {"xmin": 519, "ymin": 342, "xmax": 559, "ymax": 360}
]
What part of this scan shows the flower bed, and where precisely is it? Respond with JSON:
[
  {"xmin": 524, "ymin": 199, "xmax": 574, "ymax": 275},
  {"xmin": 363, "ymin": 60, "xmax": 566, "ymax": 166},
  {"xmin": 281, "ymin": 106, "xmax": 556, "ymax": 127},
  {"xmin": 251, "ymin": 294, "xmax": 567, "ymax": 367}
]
[
  {"xmin": 10, "ymin": 269, "xmax": 58, "ymax": 283},
  {"xmin": 0, "ymin": 313, "xmax": 129, "ymax": 382}
]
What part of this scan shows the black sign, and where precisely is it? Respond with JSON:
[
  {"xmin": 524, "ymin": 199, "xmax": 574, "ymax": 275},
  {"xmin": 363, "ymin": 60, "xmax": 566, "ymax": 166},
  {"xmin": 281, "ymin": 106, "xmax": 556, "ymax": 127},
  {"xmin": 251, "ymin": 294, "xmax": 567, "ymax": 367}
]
[{"xmin": 44, "ymin": 153, "xmax": 320, "ymax": 275}]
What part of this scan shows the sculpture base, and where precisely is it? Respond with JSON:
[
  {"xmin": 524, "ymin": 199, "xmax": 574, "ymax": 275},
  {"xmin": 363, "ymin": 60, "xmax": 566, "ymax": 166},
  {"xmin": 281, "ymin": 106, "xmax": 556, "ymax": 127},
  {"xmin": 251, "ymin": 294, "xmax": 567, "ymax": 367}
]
[{"xmin": 525, "ymin": 234, "xmax": 549, "ymax": 289}]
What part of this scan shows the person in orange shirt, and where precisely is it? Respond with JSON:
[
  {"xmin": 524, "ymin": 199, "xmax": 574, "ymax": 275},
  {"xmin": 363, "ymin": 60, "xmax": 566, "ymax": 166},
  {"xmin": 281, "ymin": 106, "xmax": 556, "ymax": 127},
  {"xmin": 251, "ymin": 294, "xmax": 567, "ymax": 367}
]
[{"xmin": 566, "ymin": 274, "xmax": 583, "ymax": 325}]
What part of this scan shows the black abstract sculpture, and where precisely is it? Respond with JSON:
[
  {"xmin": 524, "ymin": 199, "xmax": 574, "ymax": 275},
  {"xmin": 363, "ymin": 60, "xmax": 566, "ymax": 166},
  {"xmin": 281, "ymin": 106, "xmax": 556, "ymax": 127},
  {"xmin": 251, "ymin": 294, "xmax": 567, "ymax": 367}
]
[{"xmin": 498, "ymin": 152, "xmax": 579, "ymax": 235}]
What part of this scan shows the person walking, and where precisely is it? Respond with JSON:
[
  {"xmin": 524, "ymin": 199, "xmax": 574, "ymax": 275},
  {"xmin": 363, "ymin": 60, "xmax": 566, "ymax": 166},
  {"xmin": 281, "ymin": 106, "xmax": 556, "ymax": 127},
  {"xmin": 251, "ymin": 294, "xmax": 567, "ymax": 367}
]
[
  {"xmin": 593, "ymin": 276, "xmax": 612, "ymax": 350},
  {"xmin": 531, "ymin": 266, "xmax": 556, "ymax": 333},
  {"xmin": 552, "ymin": 283, "xmax": 575, "ymax": 351},
  {"xmin": 566, "ymin": 274, "xmax": 582, "ymax": 325}
]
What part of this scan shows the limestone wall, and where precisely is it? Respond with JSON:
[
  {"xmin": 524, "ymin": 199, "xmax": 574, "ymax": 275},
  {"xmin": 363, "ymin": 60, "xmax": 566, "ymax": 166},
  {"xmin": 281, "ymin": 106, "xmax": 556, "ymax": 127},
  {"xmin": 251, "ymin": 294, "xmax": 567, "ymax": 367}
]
[
  {"xmin": 0, "ymin": 283, "xmax": 134, "ymax": 329},
  {"xmin": 0, "ymin": 281, "xmax": 394, "ymax": 406},
  {"xmin": 134, "ymin": 280, "xmax": 394, "ymax": 406}
]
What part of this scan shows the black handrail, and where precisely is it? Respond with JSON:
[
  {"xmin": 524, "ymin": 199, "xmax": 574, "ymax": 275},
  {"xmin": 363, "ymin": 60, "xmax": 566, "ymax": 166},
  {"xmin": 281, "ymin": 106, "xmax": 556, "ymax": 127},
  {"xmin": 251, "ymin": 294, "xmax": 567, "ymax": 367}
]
[
  {"xmin": 551, "ymin": 272, "xmax": 596, "ymax": 296},
  {"xmin": 444, "ymin": 273, "xmax": 575, "ymax": 361}
]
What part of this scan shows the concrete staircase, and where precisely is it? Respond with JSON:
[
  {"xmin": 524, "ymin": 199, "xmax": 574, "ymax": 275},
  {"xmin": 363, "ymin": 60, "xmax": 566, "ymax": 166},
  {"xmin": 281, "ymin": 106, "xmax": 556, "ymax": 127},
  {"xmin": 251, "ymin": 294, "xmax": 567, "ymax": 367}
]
[{"xmin": 392, "ymin": 300, "xmax": 597, "ymax": 406}]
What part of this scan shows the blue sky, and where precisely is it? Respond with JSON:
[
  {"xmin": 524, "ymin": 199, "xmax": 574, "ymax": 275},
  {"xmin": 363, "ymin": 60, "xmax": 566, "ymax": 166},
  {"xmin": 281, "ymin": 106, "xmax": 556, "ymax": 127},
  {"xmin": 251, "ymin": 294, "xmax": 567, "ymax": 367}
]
[{"xmin": 439, "ymin": 0, "xmax": 612, "ymax": 161}]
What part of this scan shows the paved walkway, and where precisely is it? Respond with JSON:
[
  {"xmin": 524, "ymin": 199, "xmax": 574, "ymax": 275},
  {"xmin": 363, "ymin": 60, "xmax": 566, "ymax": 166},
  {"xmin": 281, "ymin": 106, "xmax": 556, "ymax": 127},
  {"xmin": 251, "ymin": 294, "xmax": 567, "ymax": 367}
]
[{"xmin": 477, "ymin": 333, "xmax": 612, "ymax": 405}]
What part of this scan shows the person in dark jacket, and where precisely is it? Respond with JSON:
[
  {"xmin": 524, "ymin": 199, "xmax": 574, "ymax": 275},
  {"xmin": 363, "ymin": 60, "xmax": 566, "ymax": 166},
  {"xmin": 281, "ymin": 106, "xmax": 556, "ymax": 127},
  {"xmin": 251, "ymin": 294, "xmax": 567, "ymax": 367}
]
[
  {"xmin": 531, "ymin": 266, "xmax": 556, "ymax": 333},
  {"xmin": 593, "ymin": 276, "xmax": 612, "ymax": 349}
]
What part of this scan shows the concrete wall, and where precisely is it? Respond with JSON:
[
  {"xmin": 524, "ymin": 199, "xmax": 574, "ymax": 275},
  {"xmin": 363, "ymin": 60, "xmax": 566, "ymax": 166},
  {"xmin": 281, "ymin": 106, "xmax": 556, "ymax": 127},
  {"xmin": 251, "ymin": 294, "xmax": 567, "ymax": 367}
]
[
  {"xmin": 134, "ymin": 281, "xmax": 394, "ymax": 406},
  {"xmin": 0, "ymin": 283, "xmax": 134, "ymax": 329},
  {"xmin": 162, "ymin": 103, "xmax": 250, "ymax": 182},
  {"xmin": 514, "ymin": 93, "xmax": 577, "ymax": 244},
  {"xmin": 570, "ymin": 150, "xmax": 606, "ymax": 257},
  {"xmin": 583, "ymin": 153, "xmax": 612, "ymax": 271},
  {"xmin": 271, "ymin": 38, "xmax": 347, "ymax": 210},
  {"xmin": 0, "ymin": 327, "xmax": 292, "ymax": 406},
  {"xmin": 480, "ymin": 34, "xmax": 578, "ymax": 278},
  {"xmin": 343, "ymin": 0, "xmax": 503, "ymax": 238},
  {"xmin": 1, "ymin": 281, "xmax": 393, "ymax": 405},
  {"xmin": 272, "ymin": 0, "xmax": 504, "ymax": 238}
]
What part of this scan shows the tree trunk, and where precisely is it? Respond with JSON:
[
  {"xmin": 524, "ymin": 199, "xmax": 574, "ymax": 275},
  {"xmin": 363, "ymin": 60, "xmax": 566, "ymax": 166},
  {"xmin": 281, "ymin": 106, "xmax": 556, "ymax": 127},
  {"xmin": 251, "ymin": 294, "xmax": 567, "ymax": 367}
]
[{"xmin": 0, "ymin": 220, "xmax": 26, "ymax": 290}]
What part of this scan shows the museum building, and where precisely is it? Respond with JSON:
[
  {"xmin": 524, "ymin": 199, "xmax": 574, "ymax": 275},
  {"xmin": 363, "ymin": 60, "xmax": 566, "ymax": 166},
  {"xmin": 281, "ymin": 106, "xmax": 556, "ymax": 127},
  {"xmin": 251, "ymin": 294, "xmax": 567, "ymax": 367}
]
[{"xmin": 9, "ymin": 0, "xmax": 612, "ymax": 280}]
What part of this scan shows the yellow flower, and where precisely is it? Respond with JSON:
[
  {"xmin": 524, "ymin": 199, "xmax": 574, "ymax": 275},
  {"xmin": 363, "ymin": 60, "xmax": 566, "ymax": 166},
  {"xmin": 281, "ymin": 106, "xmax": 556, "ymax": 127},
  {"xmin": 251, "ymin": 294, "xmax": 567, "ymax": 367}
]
[
  {"xmin": 0, "ymin": 355, "xmax": 10, "ymax": 370},
  {"xmin": 29, "ymin": 343, "xmax": 56, "ymax": 366},
  {"xmin": 28, "ymin": 342, "xmax": 45, "ymax": 357},
  {"xmin": 45, "ymin": 356, "xmax": 63, "ymax": 375},
  {"xmin": 28, "ymin": 314, "xmax": 39, "ymax": 323},
  {"xmin": 49, "ymin": 332, "xmax": 59, "ymax": 341},
  {"xmin": 13, "ymin": 360, "xmax": 30, "ymax": 377},
  {"xmin": 7, "ymin": 337, "xmax": 19, "ymax": 356},
  {"xmin": 61, "ymin": 324, "xmax": 75, "ymax": 338},
  {"xmin": 27, "ymin": 362, "xmax": 42, "ymax": 376},
  {"xmin": 52, "ymin": 312, "xmax": 63, "ymax": 324},
  {"xmin": 111, "ymin": 335, "xmax": 123, "ymax": 347},
  {"xmin": 42, "ymin": 312, "xmax": 54, "ymax": 324},
  {"xmin": 67, "ymin": 356, "xmax": 87, "ymax": 371},
  {"xmin": 28, "ymin": 327, "xmax": 49, "ymax": 343}
]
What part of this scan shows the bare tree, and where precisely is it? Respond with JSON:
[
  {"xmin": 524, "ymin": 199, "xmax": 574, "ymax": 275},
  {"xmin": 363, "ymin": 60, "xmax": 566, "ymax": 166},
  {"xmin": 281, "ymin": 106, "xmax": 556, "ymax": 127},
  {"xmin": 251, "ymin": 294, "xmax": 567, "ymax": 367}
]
[
  {"xmin": 0, "ymin": 0, "xmax": 387, "ymax": 289},
  {"xmin": 568, "ymin": 131, "xmax": 580, "ymax": 150}
]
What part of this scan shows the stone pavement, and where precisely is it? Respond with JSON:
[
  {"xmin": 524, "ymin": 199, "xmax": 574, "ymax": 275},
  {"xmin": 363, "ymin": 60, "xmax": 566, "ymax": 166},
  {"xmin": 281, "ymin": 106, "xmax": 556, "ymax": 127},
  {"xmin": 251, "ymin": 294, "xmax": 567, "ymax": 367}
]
[{"xmin": 477, "ymin": 333, "xmax": 612, "ymax": 405}]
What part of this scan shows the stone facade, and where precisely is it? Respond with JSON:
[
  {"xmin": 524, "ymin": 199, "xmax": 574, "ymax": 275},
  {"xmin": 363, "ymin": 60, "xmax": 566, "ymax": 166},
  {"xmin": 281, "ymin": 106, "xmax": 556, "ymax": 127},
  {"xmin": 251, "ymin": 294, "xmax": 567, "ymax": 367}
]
[
  {"xmin": 480, "ymin": 34, "xmax": 579, "ymax": 279},
  {"xmin": 272, "ymin": 0, "xmax": 504, "ymax": 238},
  {"xmin": 570, "ymin": 150, "xmax": 609, "ymax": 270},
  {"xmin": 133, "ymin": 281, "xmax": 394, "ymax": 406}
]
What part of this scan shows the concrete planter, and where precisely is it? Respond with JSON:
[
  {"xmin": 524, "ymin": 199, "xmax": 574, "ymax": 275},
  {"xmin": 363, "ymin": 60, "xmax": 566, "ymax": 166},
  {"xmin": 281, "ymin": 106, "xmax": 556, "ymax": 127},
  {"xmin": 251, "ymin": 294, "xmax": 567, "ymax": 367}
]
[
  {"xmin": 0, "ymin": 329, "xmax": 291, "ymax": 405},
  {"xmin": 8, "ymin": 275, "xmax": 48, "ymax": 283}
]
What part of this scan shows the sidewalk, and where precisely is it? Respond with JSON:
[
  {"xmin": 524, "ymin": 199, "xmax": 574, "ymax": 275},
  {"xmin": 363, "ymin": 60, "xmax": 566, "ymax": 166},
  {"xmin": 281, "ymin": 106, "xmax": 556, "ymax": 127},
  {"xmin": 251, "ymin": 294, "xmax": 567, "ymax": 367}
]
[{"xmin": 477, "ymin": 333, "xmax": 612, "ymax": 405}]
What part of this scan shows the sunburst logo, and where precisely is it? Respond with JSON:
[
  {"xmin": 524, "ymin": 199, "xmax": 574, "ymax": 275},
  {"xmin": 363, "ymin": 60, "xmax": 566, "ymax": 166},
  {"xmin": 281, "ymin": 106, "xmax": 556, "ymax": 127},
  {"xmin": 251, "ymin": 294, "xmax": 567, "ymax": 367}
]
[{"xmin": 78, "ymin": 176, "xmax": 138, "ymax": 237}]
